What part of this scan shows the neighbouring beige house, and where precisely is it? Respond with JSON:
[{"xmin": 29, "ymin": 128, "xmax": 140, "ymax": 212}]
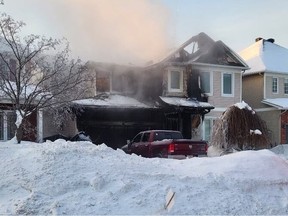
[{"xmin": 239, "ymin": 37, "xmax": 288, "ymax": 145}]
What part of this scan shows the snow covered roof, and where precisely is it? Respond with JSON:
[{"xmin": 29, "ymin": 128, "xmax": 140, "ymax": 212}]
[
  {"xmin": 239, "ymin": 39, "xmax": 288, "ymax": 75},
  {"xmin": 159, "ymin": 96, "xmax": 214, "ymax": 109},
  {"xmin": 262, "ymin": 98, "xmax": 288, "ymax": 109},
  {"xmin": 73, "ymin": 94, "xmax": 151, "ymax": 109}
]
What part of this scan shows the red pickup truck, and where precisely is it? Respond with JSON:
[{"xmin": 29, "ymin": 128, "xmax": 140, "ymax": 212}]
[{"xmin": 121, "ymin": 130, "xmax": 208, "ymax": 159}]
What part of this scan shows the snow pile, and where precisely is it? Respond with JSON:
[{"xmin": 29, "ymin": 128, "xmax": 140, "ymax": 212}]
[
  {"xmin": 271, "ymin": 144, "xmax": 288, "ymax": 160},
  {"xmin": 234, "ymin": 101, "xmax": 255, "ymax": 114},
  {"xmin": 1, "ymin": 140, "xmax": 288, "ymax": 215}
]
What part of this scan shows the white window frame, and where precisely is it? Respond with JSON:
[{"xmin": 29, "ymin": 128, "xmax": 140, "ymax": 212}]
[
  {"xmin": 0, "ymin": 111, "xmax": 16, "ymax": 141},
  {"xmin": 284, "ymin": 78, "xmax": 288, "ymax": 95},
  {"xmin": 202, "ymin": 117, "xmax": 215, "ymax": 142},
  {"xmin": 168, "ymin": 68, "xmax": 183, "ymax": 93},
  {"xmin": 272, "ymin": 77, "xmax": 278, "ymax": 94},
  {"xmin": 221, "ymin": 72, "xmax": 234, "ymax": 97},
  {"xmin": 199, "ymin": 71, "xmax": 213, "ymax": 96}
]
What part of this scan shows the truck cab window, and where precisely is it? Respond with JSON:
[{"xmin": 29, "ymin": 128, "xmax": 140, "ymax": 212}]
[
  {"xmin": 132, "ymin": 133, "xmax": 142, "ymax": 143},
  {"xmin": 142, "ymin": 133, "xmax": 150, "ymax": 142}
]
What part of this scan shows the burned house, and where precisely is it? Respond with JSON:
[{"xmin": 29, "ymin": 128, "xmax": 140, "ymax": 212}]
[{"xmin": 74, "ymin": 32, "xmax": 248, "ymax": 148}]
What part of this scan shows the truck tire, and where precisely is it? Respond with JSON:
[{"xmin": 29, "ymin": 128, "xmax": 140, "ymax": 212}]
[{"xmin": 155, "ymin": 150, "xmax": 167, "ymax": 158}]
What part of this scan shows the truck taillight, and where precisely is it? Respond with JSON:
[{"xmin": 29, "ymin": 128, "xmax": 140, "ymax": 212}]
[{"xmin": 168, "ymin": 144, "xmax": 175, "ymax": 153}]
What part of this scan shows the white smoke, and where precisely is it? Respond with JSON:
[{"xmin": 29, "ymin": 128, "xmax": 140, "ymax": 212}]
[{"xmin": 13, "ymin": 0, "xmax": 171, "ymax": 65}]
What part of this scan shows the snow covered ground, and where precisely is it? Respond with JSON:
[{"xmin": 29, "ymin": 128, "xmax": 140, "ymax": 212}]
[{"xmin": 1, "ymin": 140, "xmax": 288, "ymax": 215}]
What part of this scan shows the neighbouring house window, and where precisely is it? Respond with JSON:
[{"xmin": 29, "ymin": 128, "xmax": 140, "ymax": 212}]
[
  {"xmin": 200, "ymin": 72, "xmax": 212, "ymax": 95},
  {"xmin": 0, "ymin": 58, "xmax": 16, "ymax": 81},
  {"xmin": 0, "ymin": 111, "xmax": 17, "ymax": 141},
  {"xmin": 285, "ymin": 79, "xmax": 288, "ymax": 94},
  {"xmin": 0, "ymin": 114, "xmax": 3, "ymax": 140},
  {"xmin": 222, "ymin": 73, "xmax": 233, "ymax": 96},
  {"xmin": 168, "ymin": 69, "xmax": 183, "ymax": 92},
  {"xmin": 272, "ymin": 77, "xmax": 278, "ymax": 93},
  {"xmin": 7, "ymin": 112, "xmax": 16, "ymax": 140}
]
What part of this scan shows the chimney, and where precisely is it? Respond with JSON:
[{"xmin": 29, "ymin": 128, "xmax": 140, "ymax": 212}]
[
  {"xmin": 255, "ymin": 37, "xmax": 263, "ymax": 42},
  {"xmin": 266, "ymin": 38, "xmax": 275, "ymax": 43}
]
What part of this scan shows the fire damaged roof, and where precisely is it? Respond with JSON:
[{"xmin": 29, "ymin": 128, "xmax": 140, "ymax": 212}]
[{"xmin": 148, "ymin": 32, "xmax": 248, "ymax": 69}]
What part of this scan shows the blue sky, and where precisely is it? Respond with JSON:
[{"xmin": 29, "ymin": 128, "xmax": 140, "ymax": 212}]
[
  {"xmin": 162, "ymin": 0, "xmax": 288, "ymax": 51},
  {"xmin": 1, "ymin": 0, "xmax": 288, "ymax": 63}
]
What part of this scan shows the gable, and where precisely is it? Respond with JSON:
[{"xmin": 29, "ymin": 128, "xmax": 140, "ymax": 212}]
[
  {"xmin": 154, "ymin": 32, "xmax": 248, "ymax": 69},
  {"xmin": 194, "ymin": 41, "xmax": 248, "ymax": 67}
]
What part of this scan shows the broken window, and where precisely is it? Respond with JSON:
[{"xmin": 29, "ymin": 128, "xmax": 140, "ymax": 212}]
[
  {"xmin": 111, "ymin": 71, "xmax": 135, "ymax": 94},
  {"xmin": 200, "ymin": 72, "xmax": 212, "ymax": 94},
  {"xmin": 96, "ymin": 71, "xmax": 110, "ymax": 93}
]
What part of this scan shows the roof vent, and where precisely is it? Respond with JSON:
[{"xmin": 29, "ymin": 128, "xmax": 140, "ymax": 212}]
[
  {"xmin": 266, "ymin": 38, "xmax": 275, "ymax": 43},
  {"xmin": 255, "ymin": 37, "xmax": 263, "ymax": 42}
]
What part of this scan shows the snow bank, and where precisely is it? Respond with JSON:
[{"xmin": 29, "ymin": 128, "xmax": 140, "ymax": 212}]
[
  {"xmin": 1, "ymin": 140, "xmax": 288, "ymax": 215},
  {"xmin": 271, "ymin": 144, "xmax": 288, "ymax": 160}
]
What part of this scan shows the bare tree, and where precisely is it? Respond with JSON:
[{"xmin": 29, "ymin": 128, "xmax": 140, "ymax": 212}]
[{"xmin": 0, "ymin": 13, "xmax": 90, "ymax": 143}]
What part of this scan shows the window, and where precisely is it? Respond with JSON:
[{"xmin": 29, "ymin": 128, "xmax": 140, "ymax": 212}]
[
  {"xmin": 142, "ymin": 133, "xmax": 150, "ymax": 142},
  {"xmin": 154, "ymin": 131, "xmax": 183, "ymax": 141},
  {"xmin": 222, "ymin": 73, "xmax": 233, "ymax": 96},
  {"xmin": 7, "ymin": 112, "xmax": 16, "ymax": 140},
  {"xmin": 200, "ymin": 72, "xmax": 212, "ymax": 94},
  {"xmin": 0, "ymin": 114, "xmax": 3, "ymax": 140},
  {"xmin": 0, "ymin": 58, "xmax": 16, "ymax": 81},
  {"xmin": 0, "ymin": 111, "xmax": 16, "ymax": 141},
  {"xmin": 284, "ymin": 79, "xmax": 288, "ymax": 94},
  {"xmin": 111, "ymin": 71, "xmax": 134, "ymax": 94},
  {"xmin": 168, "ymin": 69, "xmax": 183, "ymax": 92},
  {"xmin": 132, "ymin": 133, "xmax": 142, "ymax": 143},
  {"xmin": 272, "ymin": 77, "xmax": 278, "ymax": 94},
  {"xmin": 202, "ymin": 118, "xmax": 214, "ymax": 142}
]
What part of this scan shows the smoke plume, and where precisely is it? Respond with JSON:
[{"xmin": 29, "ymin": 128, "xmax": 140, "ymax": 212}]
[{"xmin": 43, "ymin": 0, "xmax": 171, "ymax": 65}]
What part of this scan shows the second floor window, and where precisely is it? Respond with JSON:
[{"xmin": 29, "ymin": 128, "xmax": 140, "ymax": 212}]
[
  {"xmin": 222, "ymin": 73, "xmax": 233, "ymax": 96},
  {"xmin": 0, "ymin": 58, "xmax": 16, "ymax": 81},
  {"xmin": 168, "ymin": 69, "xmax": 183, "ymax": 92},
  {"xmin": 272, "ymin": 77, "xmax": 278, "ymax": 93},
  {"xmin": 200, "ymin": 72, "xmax": 212, "ymax": 95},
  {"xmin": 285, "ymin": 79, "xmax": 288, "ymax": 94}
]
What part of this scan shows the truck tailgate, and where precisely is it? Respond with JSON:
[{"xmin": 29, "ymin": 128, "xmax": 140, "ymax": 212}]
[{"xmin": 171, "ymin": 140, "xmax": 207, "ymax": 156}]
